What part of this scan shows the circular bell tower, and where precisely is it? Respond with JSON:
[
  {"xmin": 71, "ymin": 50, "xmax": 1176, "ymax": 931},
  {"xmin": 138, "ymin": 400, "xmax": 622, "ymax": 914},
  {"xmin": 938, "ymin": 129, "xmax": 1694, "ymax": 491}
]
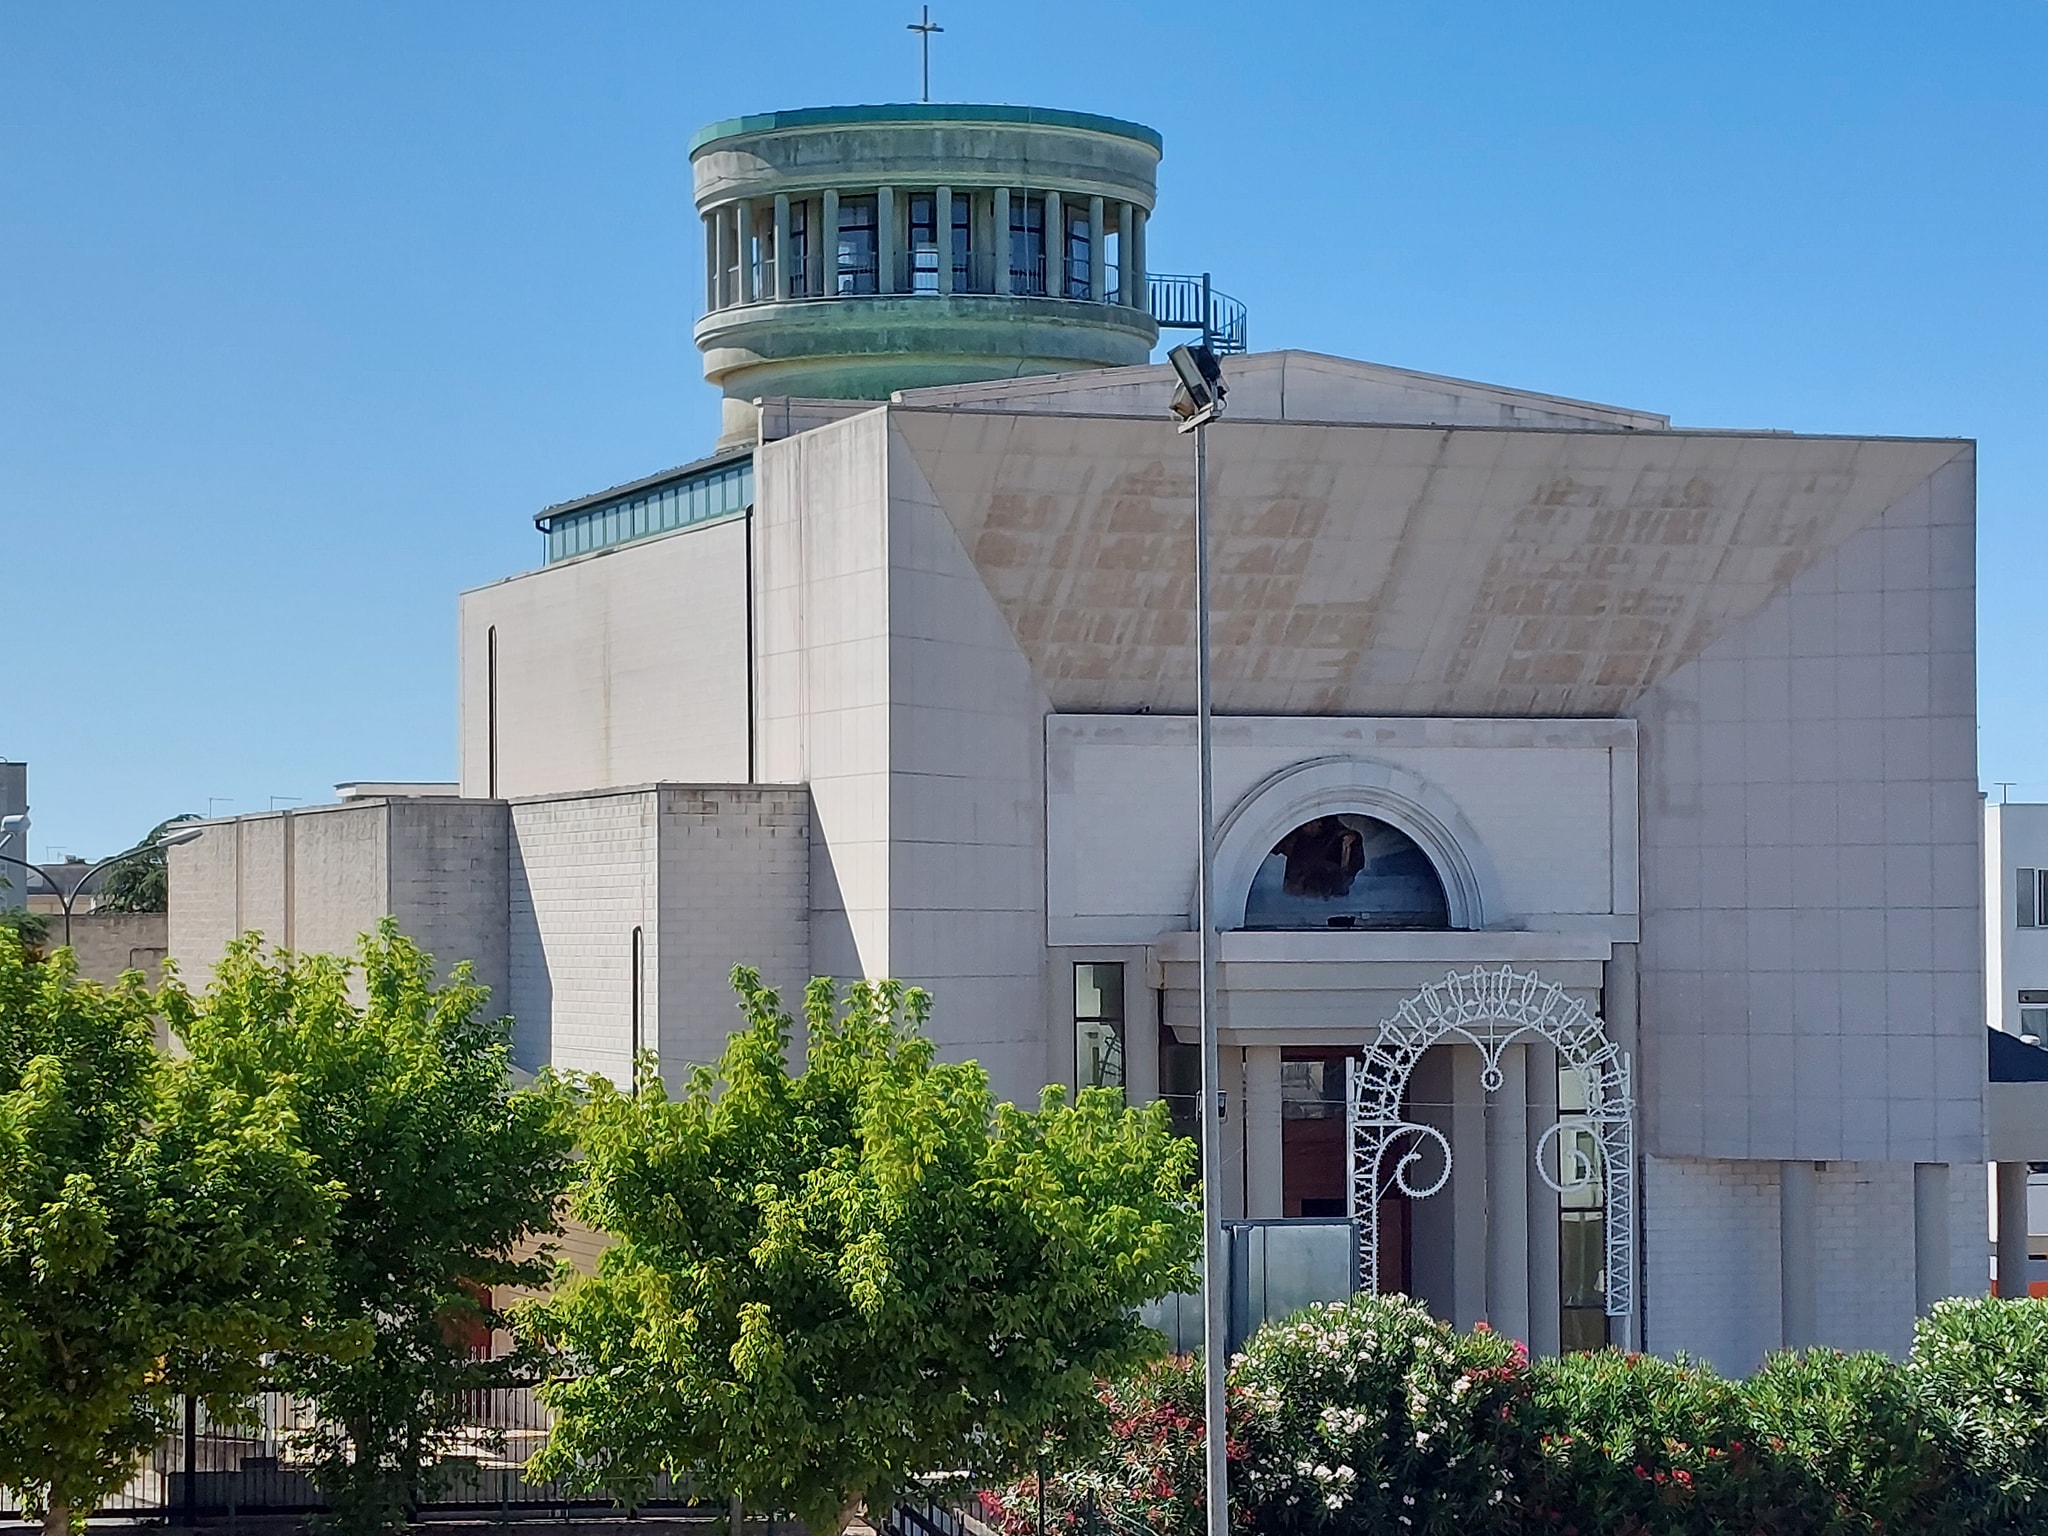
[{"xmin": 689, "ymin": 103, "xmax": 1163, "ymax": 449}]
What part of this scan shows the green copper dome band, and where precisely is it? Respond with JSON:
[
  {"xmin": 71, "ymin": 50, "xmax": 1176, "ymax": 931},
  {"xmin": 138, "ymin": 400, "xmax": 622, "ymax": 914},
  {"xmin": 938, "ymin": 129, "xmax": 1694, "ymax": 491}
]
[{"xmin": 689, "ymin": 103, "xmax": 1162, "ymax": 158}]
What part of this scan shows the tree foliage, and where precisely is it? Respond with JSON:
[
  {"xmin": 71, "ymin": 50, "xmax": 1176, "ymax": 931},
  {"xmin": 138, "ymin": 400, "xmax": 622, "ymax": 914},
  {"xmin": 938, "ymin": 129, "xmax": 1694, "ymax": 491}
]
[
  {"xmin": 91, "ymin": 816, "xmax": 201, "ymax": 915},
  {"xmin": 164, "ymin": 920, "xmax": 575, "ymax": 1536},
  {"xmin": 0, "ymin": 933, "xmax": 335, "ymax": 1535},
  {"xmin": 523, "ymin": 968, "xmax": 1200, "ymax": 1536}
]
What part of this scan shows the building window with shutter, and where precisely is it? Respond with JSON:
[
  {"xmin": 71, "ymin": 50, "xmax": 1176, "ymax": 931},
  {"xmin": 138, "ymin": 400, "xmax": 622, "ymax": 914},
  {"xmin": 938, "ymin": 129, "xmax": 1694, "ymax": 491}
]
[{"xmin": 2021, "ymin": 868, "xmax": 2048, "ymax": 928}]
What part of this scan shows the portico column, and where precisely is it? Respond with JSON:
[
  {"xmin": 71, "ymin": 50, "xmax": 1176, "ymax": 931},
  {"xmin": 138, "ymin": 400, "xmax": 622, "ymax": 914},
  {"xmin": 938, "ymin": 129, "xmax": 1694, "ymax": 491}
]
[
  {"xmin": 1116, "ymin": 201, "xmax": 1134, "ymax": 302},
  {"xmin": 1526, "ymin": 1041, "xmax": 1563, "ymax": 1356},
  {"xmin": 1914, "ymin": 1162, "xmax": 1951, "ymax": 1314},
  {"xmin": 772, "ymin": 193, "xmax": 791, "ymax": 300},
  {"xmin": 822, "ymin": 189, "xmax": 840, "ymax": 293},
  {"xmin": 1220, "ymin": 1045, "xmax": 1246, "ymax": 1220},
  {"xmin": 1452, "ymin": 1044, "xmax": 1489, "ymax": 1330},
  {"xmin": 1123, "ymin": 995, "xmax": 1159, "ymax": 1107},
  {"xmin": 736, "ymin": 199, "xmax": 755, "ymax": 303},
  {"xmin": 1088, "ymin": 194, "xmax": 1106, "ymax": 301},
  {"xmin": 934, "ymin": 184, "xmax": 952, "ymax": 294},
  {"xmin": 1780, "ymin": 1160, "xmax": 1819, "ymax": 1348},
  {"xmin": 877, "ymin": 185, "xmax": 896, "ymax": 294},
  {"xmin": 992, "ymin": 186, "xmax": 1010, "ymax": 291},
  {"xmin": 1044, "ymin": 189, "xmax": 1062, "ymax": 296},
  {"xmin": 1244, "ymin": 1046, "xmax": 1283, "ymax": 1219},
  {"xmin": 1486, "ymin": 1045, "xmax": 1531, "ymax": 1344},
  {"xmin": 1605, "ymin": 942, "xmax": 1641, "ymax": 1350},
  {"xmin": 1128, "ymin": 206, "xmax": 1147, "ymax": 304},
  {"xmin": 1998, "ymin": 1160, "xmax": 2031, "ymax": 1300}
]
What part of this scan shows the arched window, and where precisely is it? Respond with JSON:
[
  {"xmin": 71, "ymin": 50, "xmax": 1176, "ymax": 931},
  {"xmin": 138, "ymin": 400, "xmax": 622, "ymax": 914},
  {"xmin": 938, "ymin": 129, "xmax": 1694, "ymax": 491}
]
[{"xmin": 1242, "ymin": 814, "xmax": 1451, "ymax": 931}]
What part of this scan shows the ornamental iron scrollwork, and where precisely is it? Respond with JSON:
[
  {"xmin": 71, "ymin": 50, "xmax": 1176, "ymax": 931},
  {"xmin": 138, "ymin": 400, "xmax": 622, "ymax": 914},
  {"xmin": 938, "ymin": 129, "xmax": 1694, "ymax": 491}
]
[{"xmin": 1345, "ymin": 965, "xmax": 1635, "ymax": 1320}]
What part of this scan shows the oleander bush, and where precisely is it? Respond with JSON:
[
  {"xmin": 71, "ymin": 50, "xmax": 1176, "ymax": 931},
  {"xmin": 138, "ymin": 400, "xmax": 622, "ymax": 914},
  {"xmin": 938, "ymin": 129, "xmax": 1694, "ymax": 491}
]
[{"xmin": 992, "ymin": 1292, "xmax": 2048, "ymax": 1536}]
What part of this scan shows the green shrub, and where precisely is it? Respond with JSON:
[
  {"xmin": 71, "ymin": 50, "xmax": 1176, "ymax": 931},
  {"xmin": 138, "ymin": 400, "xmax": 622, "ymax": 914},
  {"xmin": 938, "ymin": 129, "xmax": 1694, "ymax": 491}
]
[
  {"xmin": 1520, "ymin": 1348, "xmax": 1763, "ymax": 1534},
  {"xmin": 1743, "ymin": 1347, "xmax": 1954, "ymax": 1534},
  {"xmin": 1002, "ymin": 1294, "xmax": 2048, "ymax": 1536},
  {"xmin": 1910, "ymin": 1295, "xmax": 2048, "ymax": 1534},
  {"xmin": 1233, "ymin": 1295, "xmax": 1526, "ymax": 1536}
]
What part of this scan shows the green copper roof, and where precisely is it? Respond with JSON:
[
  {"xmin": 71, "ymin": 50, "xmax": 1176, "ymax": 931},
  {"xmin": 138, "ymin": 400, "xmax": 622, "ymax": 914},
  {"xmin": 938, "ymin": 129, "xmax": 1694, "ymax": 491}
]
[{"xmin": 689, "ymin": 103, "xmax": 1162, "ymax": 157}]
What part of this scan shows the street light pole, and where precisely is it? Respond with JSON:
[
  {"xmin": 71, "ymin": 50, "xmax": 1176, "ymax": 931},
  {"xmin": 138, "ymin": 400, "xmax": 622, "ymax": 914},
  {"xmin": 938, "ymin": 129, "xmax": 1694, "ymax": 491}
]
[
  {"xmin": 1165, "ymin": 341, "xmax": 1229, "ymax": 1536},
  {"xmin": 1192, "ymin": 410, "xmax": 1229, "ymax": 1536}
]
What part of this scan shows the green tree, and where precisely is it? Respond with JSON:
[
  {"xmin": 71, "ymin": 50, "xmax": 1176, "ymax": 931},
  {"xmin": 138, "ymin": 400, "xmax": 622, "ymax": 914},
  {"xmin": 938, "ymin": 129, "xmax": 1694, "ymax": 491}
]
[
  {"xmin": 0, "ymin": 934, "xmax": 335, "ymax": 1535},
  {"xmin": 164, "ymin": 920, "xmax": 575, "ymax": 1536},
  {"xmin": 523, "ymin": 969, "xmax": 1200, "ymax": 1536},
  {"xmin": 91, "ymin": 815, "xmax": 201, "ymax": 914},
  {"xmin": 0, "ymin": 907, "xmax": 51, "ymax": 951}
]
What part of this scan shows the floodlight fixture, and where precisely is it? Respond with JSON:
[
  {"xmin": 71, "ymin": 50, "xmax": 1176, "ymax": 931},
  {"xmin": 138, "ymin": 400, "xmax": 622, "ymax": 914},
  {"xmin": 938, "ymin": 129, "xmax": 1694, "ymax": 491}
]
[{"xmin": 1167, "ymin": 342, "xmax": 1227, "ymax": 431}]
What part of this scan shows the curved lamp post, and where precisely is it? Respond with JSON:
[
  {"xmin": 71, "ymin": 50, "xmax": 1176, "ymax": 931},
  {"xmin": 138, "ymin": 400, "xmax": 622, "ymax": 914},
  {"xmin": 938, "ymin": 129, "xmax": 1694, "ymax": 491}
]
[{"xmin": 0, "ymin": 817, "xmax": 204, "ymax": 949}]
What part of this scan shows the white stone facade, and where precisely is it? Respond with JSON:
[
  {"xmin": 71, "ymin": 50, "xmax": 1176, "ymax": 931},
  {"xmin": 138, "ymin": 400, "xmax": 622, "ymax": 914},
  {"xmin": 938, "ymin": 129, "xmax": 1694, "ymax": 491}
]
[{"xmin": 170, "ymin": 347, "xmax": 1988, "ymax": 1372}]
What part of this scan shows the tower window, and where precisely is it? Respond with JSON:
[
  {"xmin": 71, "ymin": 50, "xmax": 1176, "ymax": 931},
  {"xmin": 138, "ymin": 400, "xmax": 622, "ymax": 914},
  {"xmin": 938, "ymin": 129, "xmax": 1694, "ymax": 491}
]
[
  {"xmin": 1009, "ymin": 195, "xmax": 1045, "ymax": 294},
  {"xmin": 1064, "ymin": 205, "xmax": 1092, "ymax": 299},
  {"xmin": 951, "ymin": 192, "xmax": 972, "ymax": 291},
  {"xmin": 1243, "ymin": 814, "xmax": 1451, "ymax": 931},
  {"xmin": 788, "ymin": 200, "xmax": 810, "ymax": 297},
  {"xmin": 836, "ymin": 195, "xmax": 878, "ymax": 295},
  {"xmin": 909, "ymin": 192, "xmax": 939, "ymax": 293}
]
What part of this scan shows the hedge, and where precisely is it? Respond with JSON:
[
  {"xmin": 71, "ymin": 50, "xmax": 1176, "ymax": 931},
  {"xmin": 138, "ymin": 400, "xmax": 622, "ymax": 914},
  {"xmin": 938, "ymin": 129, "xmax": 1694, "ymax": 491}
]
[{"xmin": 983, "ymin": 1293, "xmax": 2048, "ymax": 1536}]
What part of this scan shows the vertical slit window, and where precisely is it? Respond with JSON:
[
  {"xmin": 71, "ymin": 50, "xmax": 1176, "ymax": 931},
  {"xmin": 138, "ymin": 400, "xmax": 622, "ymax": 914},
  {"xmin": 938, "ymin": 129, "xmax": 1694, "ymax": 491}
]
[
  {"xmin": 951, "ymin": 192, "xmax": 973, "ymax": 292},
  {"xmin": 909, "ymin": 192, "xmax": 939, "ymax": 293},
  {"xmin": 1074, "ymin": 961, "xmax": 1125, "ymax": 1093}
]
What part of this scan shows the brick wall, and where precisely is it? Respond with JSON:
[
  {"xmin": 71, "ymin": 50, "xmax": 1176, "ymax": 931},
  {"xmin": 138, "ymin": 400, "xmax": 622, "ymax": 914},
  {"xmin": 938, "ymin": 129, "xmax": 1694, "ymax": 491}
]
[
  {"xmin": 507, "ymin": 789, "xmax": 658, "ymax": 1082},
  {"xmin": 656, "ymin": 785, "xmax": 809, "ymax": 1082}
]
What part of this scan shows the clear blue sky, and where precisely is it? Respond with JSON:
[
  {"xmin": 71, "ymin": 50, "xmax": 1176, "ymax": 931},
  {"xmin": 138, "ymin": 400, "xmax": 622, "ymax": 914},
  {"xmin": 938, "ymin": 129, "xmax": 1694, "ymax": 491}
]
[{"xmin": 6, "ymin": 1, "xmax": 2043, "ymax": 860}]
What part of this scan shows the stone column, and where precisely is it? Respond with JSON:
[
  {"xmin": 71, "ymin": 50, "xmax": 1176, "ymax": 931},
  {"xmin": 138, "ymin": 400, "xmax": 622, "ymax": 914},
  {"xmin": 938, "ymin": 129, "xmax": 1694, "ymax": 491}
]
[
  {"xmin": 1914, "ymin": 1162, "xmax": 1952, "ymax": 1314},
  {"xmin": 992, "ymin": 186, "xmax": 1010, "ymax": 292},
  {"xmin": 1605, "ymin": 943, "xmax": 1641, "ymax": 1350},
  {"xmin": 1220, "ymin": 1044, "xmax": 1246, "ymax": 1221},
  {"xmin": 1780, "ymin": 1160, "xmax": 1818, "ymax": 1348},
  {"xmin": 1129, "ymin": 206, "xmax": 1147, "ymax": 304},
  {"xmin": 877, "ymin": 185, "xmax": 896, "ymax": 294},
  {"xmin": 1044, "ymin": 189, "xmax": 1062, "ymax": 297},
  {"xmin": 1486, "ymin": 1045, "xmax": 1532, "ymax": 1344},
  {"xmin": 1998, "ymin": 1160, "xmax": 2031, "ymax": 1300},
  {"xmin": 822, "ymin": 189, "xmax": 840, "ymax": 294},
  {"xmin": 772, "ymin": 193, "xmax": 791, "ymax": 300},
  {"xmin": 1526, "ymin": 1040, "xmax": 1563, "ymax": 1356},
  {"xmin": 1116, "ymin": 201, "xmax": 1134, "ymax": 303},
  {"xmin": 935, "ymin": 184, "xmax": 952, "ymax": 294},
  {"xmin": 703, "ymin": 212, "xmax": 719, "ymax": 312},
  {"xmin": 736, "ymin": 198, "xmax": 754, "ymax": 303},
  {"xmin": 1244, "ymin": 1045, "xmax": 1284, "ymax": 1219},
  {"xmin": 1123, "ymin": 995, "xmax": 1159, "ymax": 1107},
  {"xmin": 1088, "ymin": 194, "xmax": 1106, "ymax": 301},
  {"xmin": 1452, "ymin": 1044, "xmax": 1489, "ymax": 1330}
]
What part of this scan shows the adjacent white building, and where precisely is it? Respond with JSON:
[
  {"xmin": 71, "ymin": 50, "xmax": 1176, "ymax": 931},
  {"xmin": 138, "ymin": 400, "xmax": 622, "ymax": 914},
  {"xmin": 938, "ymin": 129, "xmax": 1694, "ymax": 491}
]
[{"xmin": 170, "ymin": 101, "xmax": 2001, "ymax": 1372}]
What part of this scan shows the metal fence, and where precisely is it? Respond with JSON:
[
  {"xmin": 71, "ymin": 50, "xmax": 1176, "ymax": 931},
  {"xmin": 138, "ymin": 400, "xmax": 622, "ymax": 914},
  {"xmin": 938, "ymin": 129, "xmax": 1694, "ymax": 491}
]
[{"xmin": 0, "ymin": 1386, "xmax": 693, "ymax": 1523}]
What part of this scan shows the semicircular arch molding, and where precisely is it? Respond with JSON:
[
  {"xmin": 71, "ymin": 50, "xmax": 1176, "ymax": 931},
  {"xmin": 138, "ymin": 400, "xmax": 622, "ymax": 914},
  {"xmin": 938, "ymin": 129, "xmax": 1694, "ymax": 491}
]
[{"xmin": 1210, "ymin": 755, "xmax": 1506, "ymax": 931}]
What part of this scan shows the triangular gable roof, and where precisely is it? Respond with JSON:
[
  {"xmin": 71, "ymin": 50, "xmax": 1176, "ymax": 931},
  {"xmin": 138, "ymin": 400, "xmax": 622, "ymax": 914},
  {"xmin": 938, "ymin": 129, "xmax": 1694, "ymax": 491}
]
[{"xmin": 891, "ymin": 349, "xmax": 1670, "ymax": 432}]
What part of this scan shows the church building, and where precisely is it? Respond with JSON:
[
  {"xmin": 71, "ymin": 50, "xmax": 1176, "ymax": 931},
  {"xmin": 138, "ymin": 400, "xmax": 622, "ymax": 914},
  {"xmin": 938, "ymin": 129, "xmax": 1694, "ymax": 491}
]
[{"xmin": 168, "ymin": 101, "xmax": 1990, "ymax": 1371}]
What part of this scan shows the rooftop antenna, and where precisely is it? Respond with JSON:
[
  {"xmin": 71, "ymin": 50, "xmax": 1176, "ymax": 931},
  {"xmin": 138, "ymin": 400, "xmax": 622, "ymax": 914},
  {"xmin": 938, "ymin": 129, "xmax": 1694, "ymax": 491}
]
[
  {"xmin": 1998, "ymin": 781, "xmax": 2016, "ymax": 805},
  {"xmin": 907, "ymin": 6, "xmax": 942, "ymax": 103}
]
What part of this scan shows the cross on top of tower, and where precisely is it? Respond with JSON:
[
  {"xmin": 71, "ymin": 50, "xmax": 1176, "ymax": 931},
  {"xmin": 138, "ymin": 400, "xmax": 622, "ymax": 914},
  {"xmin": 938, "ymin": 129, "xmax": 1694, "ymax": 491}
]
[{"xmin": 906, "ymin": 6, "xmax": 943, "ymax": 103}]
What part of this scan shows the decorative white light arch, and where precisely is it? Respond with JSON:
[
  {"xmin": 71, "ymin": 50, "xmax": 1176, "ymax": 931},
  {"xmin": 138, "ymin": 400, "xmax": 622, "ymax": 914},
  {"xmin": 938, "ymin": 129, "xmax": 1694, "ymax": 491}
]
[
  {"xmin": 1208, "ymin": 755, "xmax": 1505, "ymax": 931},
  {"xmin": 1347, "ymin": 965, "xmax": 1635, "ymax": 1321}
]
